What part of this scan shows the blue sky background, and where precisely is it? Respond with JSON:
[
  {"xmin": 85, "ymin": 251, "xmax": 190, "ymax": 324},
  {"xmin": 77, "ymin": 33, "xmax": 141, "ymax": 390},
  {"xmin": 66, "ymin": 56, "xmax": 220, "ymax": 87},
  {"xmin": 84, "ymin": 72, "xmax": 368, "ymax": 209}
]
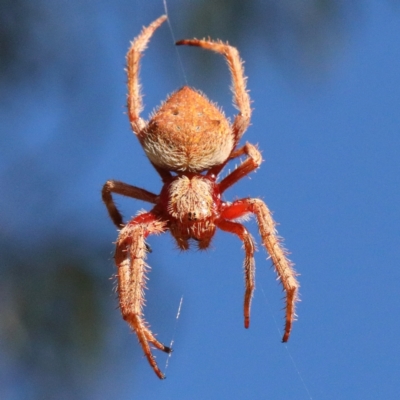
[{"xmin": 1, "ymin": 1, "xmax": 399, "ymax": 399}]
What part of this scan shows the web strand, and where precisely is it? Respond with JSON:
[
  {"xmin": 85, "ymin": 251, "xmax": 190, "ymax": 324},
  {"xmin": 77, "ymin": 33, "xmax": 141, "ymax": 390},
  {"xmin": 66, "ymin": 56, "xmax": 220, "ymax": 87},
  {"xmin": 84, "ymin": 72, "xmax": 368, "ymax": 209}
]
[
  {"xmin": 261, "ymin": 287, "xmax": 313, "ymax": 400},
  {"xmin": 164, "ymin": 295, "xmax": 184, "ymax": 373},
  {"xmin": 159, "ymin": 2, "xmax": 186, "ymax": 377},
  {"xmin": 162, "ymin": 0, "xmax": 188, "ymax": 86}
]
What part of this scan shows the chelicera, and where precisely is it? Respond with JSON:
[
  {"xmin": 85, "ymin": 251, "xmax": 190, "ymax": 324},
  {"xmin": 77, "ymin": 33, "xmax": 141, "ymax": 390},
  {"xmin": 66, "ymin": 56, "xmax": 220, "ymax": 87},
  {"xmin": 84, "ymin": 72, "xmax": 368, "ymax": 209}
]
[{"xmin": 102, "ymin": 15, "xmax": 299, "ymax": 379}]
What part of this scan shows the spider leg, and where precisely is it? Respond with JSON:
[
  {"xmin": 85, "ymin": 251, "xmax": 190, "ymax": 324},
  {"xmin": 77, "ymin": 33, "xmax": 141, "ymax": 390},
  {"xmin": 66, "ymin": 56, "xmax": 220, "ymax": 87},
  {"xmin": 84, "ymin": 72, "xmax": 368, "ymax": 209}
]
[
  {"xmin": 102, "ymin": 180, "xmax": 158, "ymax": 228},
  {"xmin": 126, "ymin": 15, "xmax": 167, "ymax": 134},
  {"xmin": 221, "ymin": 199, "xmax": 299, "ymax": 342},
  {"xmin": 115, "ymin": 211, "xmax": 170, "ymax": 379},
  {"xmin": 176, "ymin": 38, "xmax": 251, "ymax": 143},
  {"xmin": 217, "ymin": 219, "xmax": 255, "ymax": 329},
  {"xmin": 126, "ymin": 16, "xmax": 172, "ymax": 183},
  {"xmin": 218, "ymin": 142, "xmax": 262, "ymax": 193}
]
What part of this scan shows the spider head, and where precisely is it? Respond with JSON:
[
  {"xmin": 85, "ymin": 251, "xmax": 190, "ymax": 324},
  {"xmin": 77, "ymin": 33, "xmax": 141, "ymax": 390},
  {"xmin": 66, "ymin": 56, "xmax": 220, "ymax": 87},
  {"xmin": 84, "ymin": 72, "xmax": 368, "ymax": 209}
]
[{"xmin": 158, "ymin": 173, "xmax": 221, "ymax": 249}]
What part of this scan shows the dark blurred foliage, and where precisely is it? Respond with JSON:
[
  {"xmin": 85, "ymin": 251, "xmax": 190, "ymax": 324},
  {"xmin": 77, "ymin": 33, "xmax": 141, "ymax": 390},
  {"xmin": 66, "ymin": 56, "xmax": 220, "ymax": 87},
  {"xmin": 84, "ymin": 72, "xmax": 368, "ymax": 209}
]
[
  {"xmin": 186, "ymin": 0, "xmax": 349, "ymax": 59},
  {"xmin": 0, "ymin": 236, "xmax": 107, "ymax": 399},
  {"xmin": 0, "ymin": 0, "xmax": 41, "ymax": 83},
  {"xmin": 0, "ymin": 0, "xmax": 365, "ymax": 398},
  {"xmin": 178, "ymin": 0, "xmax": 359, "ymax": 85},
  {"xmin": 0, "ymin": 0, "xmax": 120, "ymax": 397}
]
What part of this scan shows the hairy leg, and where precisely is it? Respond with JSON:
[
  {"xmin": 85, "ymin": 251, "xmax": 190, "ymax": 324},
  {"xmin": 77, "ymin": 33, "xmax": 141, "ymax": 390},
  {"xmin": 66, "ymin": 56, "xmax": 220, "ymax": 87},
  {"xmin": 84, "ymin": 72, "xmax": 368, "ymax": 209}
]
[
  {"xmin": 176, "ymin": 38, "xmax": 251, "ymax": 143},
  {"xmin": 102, "ymin": 180, "xmax": 158, "ymax": 228},
  {"xmin": 126, "ymin": 15, "xmax": 167, "ymax": 134},
  {"xmin": 115, "ymin": 211, "xmax": 170, "ymax": 379},
  {"xmin": 217, "ymin": 219, "xmax": 256, "ymax": 329},
  {"xmin": 218, "ymin": 142, "xmax": 262, "ymax": 193},
  {"xmin": 125, "ymin": 16, "xmax": 172, "ymax": 183},
  {"xmin": 221, "ymin": 198, "xmax": 299, "ymax": 342}
]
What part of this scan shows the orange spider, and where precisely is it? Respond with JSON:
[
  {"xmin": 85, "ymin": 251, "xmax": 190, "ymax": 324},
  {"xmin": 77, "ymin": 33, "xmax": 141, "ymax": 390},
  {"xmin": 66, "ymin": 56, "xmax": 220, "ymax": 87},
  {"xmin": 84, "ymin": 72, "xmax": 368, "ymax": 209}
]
[{"xmin": 102, "ymin": 15, "xmax": 299, "ymax": 379}]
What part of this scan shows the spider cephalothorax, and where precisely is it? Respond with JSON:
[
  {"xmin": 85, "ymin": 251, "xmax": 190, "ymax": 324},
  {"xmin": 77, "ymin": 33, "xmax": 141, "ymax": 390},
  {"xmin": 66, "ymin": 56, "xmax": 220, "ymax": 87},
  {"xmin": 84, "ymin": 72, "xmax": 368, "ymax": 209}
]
[{"xmin": 102, "ymin": 15, "xmax": 299, "ymax": 379}]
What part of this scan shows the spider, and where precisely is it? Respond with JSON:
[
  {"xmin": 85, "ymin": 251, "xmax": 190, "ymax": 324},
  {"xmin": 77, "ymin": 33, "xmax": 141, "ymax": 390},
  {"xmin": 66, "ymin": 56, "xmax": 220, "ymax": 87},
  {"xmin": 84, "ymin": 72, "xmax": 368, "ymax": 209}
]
[{"xmin": 102, "ymin": 15, "xmax": 299, "ymax": 379}]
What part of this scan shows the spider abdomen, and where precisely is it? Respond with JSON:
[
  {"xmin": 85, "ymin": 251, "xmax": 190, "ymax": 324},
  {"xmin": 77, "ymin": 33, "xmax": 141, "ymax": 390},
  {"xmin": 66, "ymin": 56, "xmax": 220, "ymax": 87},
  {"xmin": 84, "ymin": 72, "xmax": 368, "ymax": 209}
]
[{"xmin": 141, "ymin": 86, "xmax": 234, "ymax": 172}]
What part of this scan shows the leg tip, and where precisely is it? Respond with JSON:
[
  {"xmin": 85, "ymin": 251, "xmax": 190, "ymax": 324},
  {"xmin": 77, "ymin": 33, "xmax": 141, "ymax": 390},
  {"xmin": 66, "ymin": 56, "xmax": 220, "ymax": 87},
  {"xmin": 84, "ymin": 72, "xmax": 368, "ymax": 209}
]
[
  {"xmin": 282, "ymin": 333, "xmax": 289, "ymax": 343},
  {"xmin": 163, "ymin": 345, "xmax": 173, "ymax": 354},
  {"xmin": 156, "ymin": 371, "xmax": 166, "ymax": 380}
]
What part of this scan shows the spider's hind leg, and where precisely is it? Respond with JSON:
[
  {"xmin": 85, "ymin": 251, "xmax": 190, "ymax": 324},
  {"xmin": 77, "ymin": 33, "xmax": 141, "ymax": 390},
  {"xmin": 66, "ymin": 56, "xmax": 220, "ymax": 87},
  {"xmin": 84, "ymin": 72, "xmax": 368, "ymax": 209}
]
[
  {"xmin": 126, "ymin": 15, "xmax": 167, "ymax": 134},
  {"xmin": 176, "ymin": 38, "xmax": 251, "ymax": 142}
]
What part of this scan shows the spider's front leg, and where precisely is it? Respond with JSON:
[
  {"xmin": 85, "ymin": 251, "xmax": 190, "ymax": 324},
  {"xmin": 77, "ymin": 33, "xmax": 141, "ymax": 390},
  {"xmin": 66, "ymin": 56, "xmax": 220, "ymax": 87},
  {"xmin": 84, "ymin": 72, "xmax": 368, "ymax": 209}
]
[
  {"xmin": 217, "ymin": 219, "xmax": 256, "ymax": 329},
  {"xmin": 221, "ymin": 199, "xmax": 299, "ymax": 342},
  {"xmin": 115, "ymin": 211, "xmax": 170, "ymax": 379}
]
